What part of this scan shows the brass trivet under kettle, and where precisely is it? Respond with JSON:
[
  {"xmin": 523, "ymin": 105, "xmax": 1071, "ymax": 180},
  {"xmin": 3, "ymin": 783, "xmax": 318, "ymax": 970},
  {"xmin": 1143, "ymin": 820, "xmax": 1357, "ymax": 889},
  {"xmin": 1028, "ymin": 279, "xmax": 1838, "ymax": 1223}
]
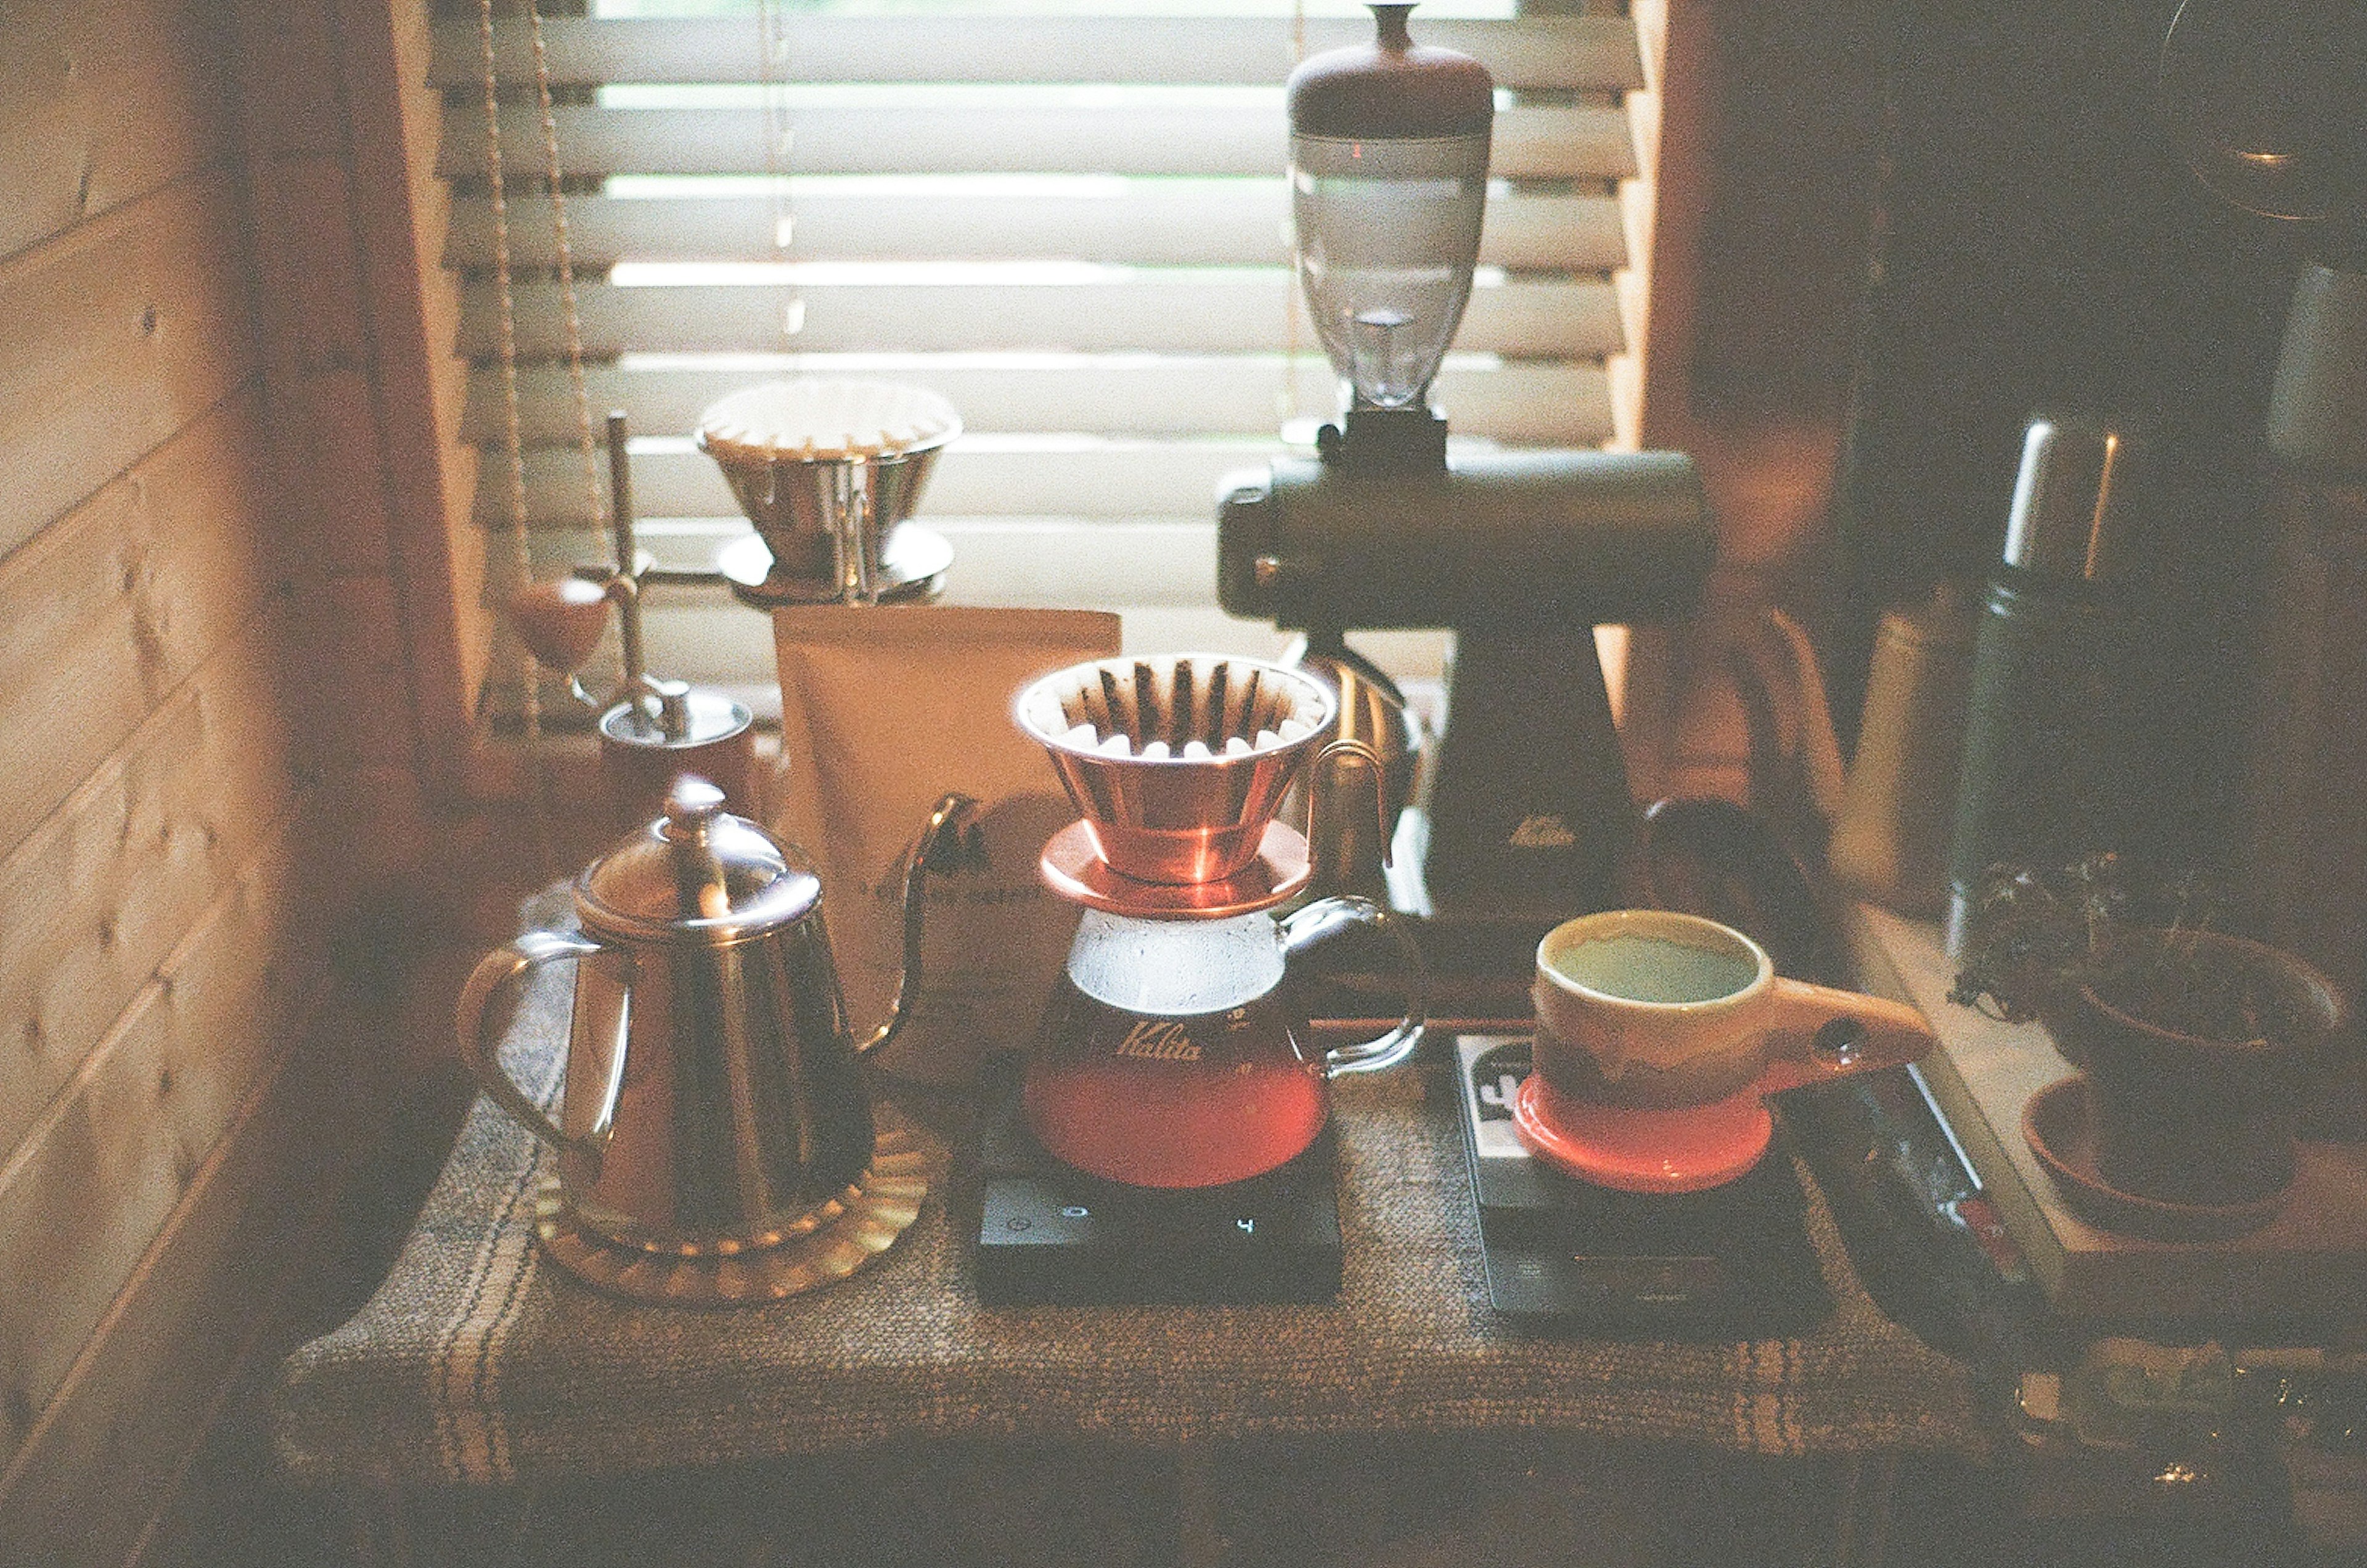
[{"xmin": 531, "ymin": 1115, "xmax": 932, "ymax": 1306}]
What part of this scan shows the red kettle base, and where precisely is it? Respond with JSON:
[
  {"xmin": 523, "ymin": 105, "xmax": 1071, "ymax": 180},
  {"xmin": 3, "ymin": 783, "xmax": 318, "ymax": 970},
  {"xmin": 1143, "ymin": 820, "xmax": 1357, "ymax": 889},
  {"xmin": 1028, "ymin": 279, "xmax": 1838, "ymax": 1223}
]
[{"xmin": 1510, "ymin": 1074, "xmax": 1773, "ymax": 1195}]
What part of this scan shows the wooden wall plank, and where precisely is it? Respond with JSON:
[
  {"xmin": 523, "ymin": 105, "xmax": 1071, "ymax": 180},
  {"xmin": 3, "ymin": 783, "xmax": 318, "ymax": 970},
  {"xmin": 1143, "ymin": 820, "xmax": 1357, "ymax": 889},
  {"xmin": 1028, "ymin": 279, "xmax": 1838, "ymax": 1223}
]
[
  {"xmin": 328, "ymin": 0, "xmax": 487, "ymax": 802},
  {"xmin": 0, "ymin": 856, "xmax": 349, "ymax": 1568},
  {"xmin": 0, "ymin": 814, "xmax": 322, "ymax": 1475},
  {"xmin": 0, "ymin": 393, "xmax": 280, "ymax": 859},
  {"xmin": 0, "ymin": 173, "xmax": 260, "ymax": 562},
  {"xmin": 293, "ymin": 370, "xmax": 398, "ymax": 578},
  {"xmin": 248, "ymin": 158, "xmax": 372, "ymax": 376},
  {"xmin": 303, "ymin": 575, "xmax": 420, "ymax": 770},
  {"xmin": 0, "ymin": 606, "xmax": 296, "ymax": 1170},
  {"xmin": 232, "ymin": 0, "xmax": 345, "ymax": 161},
  {"xmin": 0, "ymin": 0, "xmax": 232, "ymax": 263}
]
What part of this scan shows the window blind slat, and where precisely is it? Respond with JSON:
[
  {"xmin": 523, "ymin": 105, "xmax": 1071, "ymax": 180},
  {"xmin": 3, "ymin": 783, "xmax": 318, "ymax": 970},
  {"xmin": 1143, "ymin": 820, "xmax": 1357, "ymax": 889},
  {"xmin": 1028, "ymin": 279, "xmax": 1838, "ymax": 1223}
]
[
  {"xmin": 458, "ymin": 277, "xmax": 1624, "ymax": 359},
  {"xmin": 427, "ymin": 15, "xmax": 1644, "ymax": 94},
  {"xmin": 436, "ymin": 102, "xmax": 1635, "ymax": 182},
  {"xmin": 462, "ymin": 360, "xmax": 1615, "ymax": 446},
  {"xmin": 629, "ymin": 598, "xmax": 1299, "ymax": 689},
  {"xmin": 528, "ymin": 517, "xmax": 1224, "ymax": 608},
  {"xmin": 484, "ymin": 442, "xmax": 1329, "ymax": 528},
  {"xmin": 442, "ymin": 189, "xmax": 1628, "ymax": 272},
  {"xmin": 630, "ymin": 605, "xmax": 1447, "ymax": 688}
]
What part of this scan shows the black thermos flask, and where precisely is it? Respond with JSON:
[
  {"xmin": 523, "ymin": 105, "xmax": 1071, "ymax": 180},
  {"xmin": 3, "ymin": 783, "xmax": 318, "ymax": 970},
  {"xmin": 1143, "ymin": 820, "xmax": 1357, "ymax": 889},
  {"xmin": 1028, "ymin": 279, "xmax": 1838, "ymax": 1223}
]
[{"xmin": 1945, "ymin": 415, "xmax": 2148, "ymax": 950}]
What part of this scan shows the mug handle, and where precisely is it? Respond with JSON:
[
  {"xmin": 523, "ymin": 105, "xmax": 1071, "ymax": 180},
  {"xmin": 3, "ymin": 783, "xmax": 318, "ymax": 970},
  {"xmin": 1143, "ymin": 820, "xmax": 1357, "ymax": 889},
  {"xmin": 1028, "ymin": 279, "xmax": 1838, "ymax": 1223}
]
[
  {"xmin": 1750, "ymin": 978, "xmax": 1935, "ymax": 1096},
  {"xmin": 455, "ymin": 929, "xmax": 607, "ymax": 1152},
  {"xmin": 1279, "ymin": 895, "xmax": 1428, "ymax": 1076}
]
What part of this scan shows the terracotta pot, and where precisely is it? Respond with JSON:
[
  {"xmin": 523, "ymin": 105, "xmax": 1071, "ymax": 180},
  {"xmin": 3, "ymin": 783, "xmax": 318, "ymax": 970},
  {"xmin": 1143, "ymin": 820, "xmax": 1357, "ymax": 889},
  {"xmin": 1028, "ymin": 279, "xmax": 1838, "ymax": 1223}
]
[{"xmin": 2047, "ymin": 932, "xmax": 2346, "ymax": 1205}]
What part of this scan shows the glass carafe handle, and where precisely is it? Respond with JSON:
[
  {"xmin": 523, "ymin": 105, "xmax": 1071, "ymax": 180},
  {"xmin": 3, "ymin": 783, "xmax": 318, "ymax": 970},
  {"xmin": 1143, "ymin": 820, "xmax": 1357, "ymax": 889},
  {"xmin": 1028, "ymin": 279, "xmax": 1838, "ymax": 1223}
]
[{"xmin": 1278, "ymin": 895, "xmax": 1428, "ymax": 1074}]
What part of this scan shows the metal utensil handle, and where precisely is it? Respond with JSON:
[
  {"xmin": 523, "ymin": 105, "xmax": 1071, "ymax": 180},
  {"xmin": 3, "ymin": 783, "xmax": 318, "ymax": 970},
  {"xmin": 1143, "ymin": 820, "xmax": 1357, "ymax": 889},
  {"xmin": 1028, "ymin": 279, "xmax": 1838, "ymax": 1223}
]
[
  {"xmin": 454, "ymin": 928, "xmax": 606, "ymax": 1150},
  {"xmin": 854, "ymin": 791, "xmax": 981, "ymax": 1056},
  {"xmin": 1279, "ymin": 894, "xmax": 1428, "ymax": 1076}
]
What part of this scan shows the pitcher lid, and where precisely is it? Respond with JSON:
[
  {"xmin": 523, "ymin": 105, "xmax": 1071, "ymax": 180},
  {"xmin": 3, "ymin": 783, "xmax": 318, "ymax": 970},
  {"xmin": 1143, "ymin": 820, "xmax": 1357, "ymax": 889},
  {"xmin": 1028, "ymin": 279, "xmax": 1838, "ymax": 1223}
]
[{"xmin": 578, "ymin": 776, "xmax": 821, "ymax": 944}]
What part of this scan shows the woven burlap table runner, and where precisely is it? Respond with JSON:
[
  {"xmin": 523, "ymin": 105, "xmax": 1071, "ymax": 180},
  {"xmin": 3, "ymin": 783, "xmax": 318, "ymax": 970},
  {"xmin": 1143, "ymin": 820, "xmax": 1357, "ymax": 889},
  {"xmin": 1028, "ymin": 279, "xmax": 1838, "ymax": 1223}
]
[{"xmin": 271, "ymin": 962, "xmax": 1982, "ymax": 1487}]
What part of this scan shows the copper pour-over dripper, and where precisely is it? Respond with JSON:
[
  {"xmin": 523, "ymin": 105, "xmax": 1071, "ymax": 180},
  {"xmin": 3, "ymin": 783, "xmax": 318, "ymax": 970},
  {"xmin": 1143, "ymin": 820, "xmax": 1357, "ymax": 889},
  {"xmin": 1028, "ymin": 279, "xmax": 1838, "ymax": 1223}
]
[{"xmin": 1016, "ymin": 654, "xmax": 1341, "ymax": 893}]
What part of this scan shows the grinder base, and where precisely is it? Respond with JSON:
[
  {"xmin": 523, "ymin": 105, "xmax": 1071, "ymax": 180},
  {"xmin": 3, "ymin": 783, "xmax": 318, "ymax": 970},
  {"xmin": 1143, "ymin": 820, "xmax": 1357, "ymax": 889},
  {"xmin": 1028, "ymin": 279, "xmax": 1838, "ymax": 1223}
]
[{"xmin": 972, "ymin": 1055, "xmax": 1344, "ymax": 1305}]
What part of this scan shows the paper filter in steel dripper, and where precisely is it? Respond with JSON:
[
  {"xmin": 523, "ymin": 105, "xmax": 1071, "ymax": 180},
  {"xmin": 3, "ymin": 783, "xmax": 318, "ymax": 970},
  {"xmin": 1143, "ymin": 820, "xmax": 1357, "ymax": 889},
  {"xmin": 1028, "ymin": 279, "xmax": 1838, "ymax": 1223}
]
[
  {"xmin": 1015, "ymin": 655, "xmax": 1338, "ymax": 886},
  {"xmin": 697, "ymin": 378, "xmax": 960, "ymax": 607}
]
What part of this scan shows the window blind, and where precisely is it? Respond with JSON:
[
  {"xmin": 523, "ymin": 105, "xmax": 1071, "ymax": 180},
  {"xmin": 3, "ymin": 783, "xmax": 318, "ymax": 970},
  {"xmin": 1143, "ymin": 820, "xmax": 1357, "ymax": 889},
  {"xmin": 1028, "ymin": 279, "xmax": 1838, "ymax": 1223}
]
[{"xmin": 431, "ymin": 2, "xmax": 1651, "ymax": 701}]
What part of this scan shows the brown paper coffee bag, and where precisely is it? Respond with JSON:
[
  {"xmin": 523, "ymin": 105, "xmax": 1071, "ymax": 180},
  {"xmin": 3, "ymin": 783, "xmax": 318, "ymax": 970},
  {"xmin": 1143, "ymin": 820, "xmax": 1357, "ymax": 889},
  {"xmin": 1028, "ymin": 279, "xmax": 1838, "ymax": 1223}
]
[{"xmin": 771, "ymin": 605, "xmax": 1121, "ymax": 1086}]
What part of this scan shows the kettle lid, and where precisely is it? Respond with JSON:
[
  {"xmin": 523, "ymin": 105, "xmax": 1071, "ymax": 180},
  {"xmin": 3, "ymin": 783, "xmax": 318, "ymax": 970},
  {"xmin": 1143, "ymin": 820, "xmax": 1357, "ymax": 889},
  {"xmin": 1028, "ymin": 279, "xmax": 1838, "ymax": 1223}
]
[{"xmin": 578, "ymin": 775, "xmax": 821, "ymax": 944}]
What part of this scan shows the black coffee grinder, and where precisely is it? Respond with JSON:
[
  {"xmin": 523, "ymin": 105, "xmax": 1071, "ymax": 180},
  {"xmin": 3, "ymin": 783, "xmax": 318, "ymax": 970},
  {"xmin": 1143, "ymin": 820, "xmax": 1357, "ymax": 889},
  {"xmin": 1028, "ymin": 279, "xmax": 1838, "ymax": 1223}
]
[{"xmin": 1217, "ymin": 3, "xmax": 1716, "ymax": 985}]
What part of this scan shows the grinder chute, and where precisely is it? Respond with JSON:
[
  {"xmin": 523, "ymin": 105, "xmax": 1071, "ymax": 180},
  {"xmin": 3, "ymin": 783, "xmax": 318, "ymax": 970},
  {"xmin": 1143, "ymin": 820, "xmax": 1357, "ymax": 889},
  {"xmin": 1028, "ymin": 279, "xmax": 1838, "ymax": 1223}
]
[{"xmin": 1219, "ymin": 1, "xmax": 1715, "ymax": 982}]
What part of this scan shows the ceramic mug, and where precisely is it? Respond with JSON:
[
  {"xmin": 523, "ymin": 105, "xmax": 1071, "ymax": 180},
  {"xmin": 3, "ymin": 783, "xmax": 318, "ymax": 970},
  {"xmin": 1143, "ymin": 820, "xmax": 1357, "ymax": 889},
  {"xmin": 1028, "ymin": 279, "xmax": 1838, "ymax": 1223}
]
[
  {"xmin": 1534, "ymin": 909, "xmax": 1934, "ymax": 1105},
  {"xmin": 1521, "ymin": 910, "xmax": 1937, "ymax": 1191}
]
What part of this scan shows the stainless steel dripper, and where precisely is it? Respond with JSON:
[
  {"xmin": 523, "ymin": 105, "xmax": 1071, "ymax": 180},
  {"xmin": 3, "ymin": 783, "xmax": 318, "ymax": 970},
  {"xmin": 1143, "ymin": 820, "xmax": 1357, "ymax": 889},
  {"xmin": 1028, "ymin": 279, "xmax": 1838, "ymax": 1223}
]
[
  {"xmin": 696, "ymin": 378, "xmax": 960, "ymax": 607},
  {"xmin": 455, "ymin": 777, "xmax": 976, "ymax": 1257}
]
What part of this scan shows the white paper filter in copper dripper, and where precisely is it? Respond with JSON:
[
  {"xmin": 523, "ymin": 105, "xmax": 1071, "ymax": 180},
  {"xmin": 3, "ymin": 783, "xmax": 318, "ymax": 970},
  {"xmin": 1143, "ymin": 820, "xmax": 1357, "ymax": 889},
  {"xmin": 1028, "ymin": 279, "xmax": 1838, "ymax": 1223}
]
[{"xmin": 1015, "ymin": 654, "xmax": 1337, "ymax": 888}]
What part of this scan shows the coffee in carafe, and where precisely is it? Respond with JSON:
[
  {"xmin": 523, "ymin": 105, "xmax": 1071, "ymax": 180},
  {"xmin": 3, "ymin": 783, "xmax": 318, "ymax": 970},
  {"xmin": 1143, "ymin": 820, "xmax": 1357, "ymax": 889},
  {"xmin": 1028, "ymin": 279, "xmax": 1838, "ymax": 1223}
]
[{"xmin": 1026, "ymin": 911, "xmax": 1327, "ymax": 1188}]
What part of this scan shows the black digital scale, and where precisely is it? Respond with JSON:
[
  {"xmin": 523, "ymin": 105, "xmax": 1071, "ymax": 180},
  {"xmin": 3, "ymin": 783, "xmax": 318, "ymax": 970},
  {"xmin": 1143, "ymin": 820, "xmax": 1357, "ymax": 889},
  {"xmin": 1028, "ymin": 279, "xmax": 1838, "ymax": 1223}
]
[
  {"xmin": 1452, "ymin": 1034, "xmax": 1829, "ymax": 1336},
  {"xmin": 971, "ymin": 1054, "xmax": 1345, "ymax": 1305},
  {"xmin": 971, "ymin": 1042, "xmax": 1829, "ymax": 1333}
]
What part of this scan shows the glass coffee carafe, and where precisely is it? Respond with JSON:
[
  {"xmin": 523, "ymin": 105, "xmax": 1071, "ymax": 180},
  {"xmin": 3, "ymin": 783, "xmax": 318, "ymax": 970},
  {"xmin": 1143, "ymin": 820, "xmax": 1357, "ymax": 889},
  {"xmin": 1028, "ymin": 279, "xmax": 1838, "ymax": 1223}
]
[{"xmin": 1015, "ymin": 654, "xmax": 1425, "ymax": 1188}]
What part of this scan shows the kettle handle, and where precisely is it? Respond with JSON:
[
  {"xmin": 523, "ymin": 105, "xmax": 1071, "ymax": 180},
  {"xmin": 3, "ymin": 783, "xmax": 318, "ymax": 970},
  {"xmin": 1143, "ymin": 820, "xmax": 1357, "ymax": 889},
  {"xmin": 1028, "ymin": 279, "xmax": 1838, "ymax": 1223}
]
[
  {"xmin": 854, "ymin": 791, "xmax": 981, "ymax": 1056},
  {"xmin": 455, "ymin": 929, "xmax": 607, "ymax": 1151},
  {"xmin": 1279, "ymin": 895, "xmax": 1429, "ymax": 1076}
]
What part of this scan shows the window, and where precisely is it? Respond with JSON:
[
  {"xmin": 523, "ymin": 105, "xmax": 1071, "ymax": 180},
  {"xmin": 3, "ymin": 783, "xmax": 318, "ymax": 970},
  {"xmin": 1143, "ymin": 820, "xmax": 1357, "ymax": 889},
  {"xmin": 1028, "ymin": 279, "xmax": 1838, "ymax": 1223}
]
[{"xmin": 439, "ymin": 1, "xmax": 1655, "ymax": 716}]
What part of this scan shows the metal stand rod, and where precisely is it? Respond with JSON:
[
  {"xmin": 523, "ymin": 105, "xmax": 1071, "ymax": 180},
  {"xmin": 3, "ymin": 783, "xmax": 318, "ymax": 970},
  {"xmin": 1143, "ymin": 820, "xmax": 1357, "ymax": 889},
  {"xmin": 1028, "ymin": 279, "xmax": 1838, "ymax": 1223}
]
[{"xmin": 605, "ymin": 409, "xmax": 647, "ymax": 688}]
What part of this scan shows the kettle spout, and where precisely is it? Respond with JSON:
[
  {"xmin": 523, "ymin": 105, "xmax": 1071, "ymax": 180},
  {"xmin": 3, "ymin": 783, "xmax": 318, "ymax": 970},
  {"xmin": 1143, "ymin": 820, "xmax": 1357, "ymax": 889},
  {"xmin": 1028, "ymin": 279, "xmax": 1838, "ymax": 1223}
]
[{"xmin": 855, "ymin": 792, "xmax": 981, "ymax": 1056}]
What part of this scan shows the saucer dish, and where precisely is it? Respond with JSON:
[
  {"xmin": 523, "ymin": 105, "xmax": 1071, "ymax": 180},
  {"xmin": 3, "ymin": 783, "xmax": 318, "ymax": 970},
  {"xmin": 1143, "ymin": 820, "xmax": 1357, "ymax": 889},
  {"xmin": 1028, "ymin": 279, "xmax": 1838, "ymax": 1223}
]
[
  {"xmin": 1511, "ymin": 1074, "xmax": 1772, "ymax": 1194},
  {"xmin": 716, "ymin": 525, "xmax": 950, "ymax": 609},
  {"xmin": 2022, "ymin": 1076, "xmax": 2293, "ymax": 1243}
]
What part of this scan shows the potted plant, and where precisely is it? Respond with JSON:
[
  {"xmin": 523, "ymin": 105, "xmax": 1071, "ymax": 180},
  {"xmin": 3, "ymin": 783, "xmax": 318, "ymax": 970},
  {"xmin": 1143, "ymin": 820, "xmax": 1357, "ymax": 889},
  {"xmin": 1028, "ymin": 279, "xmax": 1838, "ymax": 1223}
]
[{"xmin": 1950, "ymin": 855, "xmax": 2345, "ymax": 1211}]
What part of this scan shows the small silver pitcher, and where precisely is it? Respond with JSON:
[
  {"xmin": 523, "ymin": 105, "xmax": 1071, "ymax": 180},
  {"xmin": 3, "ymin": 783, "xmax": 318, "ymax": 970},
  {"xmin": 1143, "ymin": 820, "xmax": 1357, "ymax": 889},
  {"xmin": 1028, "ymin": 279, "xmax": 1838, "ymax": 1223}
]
[{"xmin": 456, "ymin": 777, "xmax": 975, "ymax": 1256}]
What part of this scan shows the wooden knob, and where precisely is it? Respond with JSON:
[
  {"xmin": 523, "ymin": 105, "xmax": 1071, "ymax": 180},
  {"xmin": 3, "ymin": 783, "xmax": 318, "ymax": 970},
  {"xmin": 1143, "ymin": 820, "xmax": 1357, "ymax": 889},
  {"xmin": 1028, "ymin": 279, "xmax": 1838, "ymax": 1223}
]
[{"xmin": 509, "ymin": 577, "xmax": 611, "ymax": 673}]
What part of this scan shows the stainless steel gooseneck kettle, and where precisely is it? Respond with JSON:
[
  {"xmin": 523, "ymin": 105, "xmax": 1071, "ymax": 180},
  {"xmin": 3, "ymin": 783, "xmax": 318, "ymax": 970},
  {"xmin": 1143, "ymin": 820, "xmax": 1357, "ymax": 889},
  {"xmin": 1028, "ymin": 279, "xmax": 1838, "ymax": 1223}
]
[{"xmin": 456, "ymin": 776, "xmax": 976, "ymax": 1257}]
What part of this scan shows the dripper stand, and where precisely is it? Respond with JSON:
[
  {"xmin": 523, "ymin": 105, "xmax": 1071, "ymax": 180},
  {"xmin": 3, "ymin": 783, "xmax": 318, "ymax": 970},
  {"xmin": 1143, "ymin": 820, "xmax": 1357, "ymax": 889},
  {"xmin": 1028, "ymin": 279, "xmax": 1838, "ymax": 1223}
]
[{"xmin": 505, "ymin": 410, "xmax": 761, "ymax": 826}]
